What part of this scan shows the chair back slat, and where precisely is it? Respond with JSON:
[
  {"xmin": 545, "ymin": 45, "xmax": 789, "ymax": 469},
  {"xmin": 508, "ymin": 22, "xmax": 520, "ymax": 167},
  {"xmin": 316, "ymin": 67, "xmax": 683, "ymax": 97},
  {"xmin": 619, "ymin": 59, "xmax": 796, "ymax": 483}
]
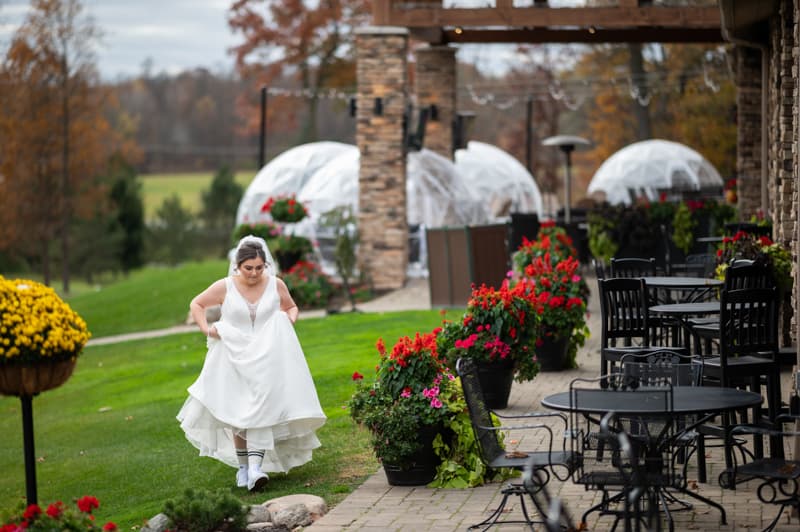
[
  {"xmin": 455, "ymin": 358, "xmax": 505, "ymax": 463},
  {"xmin": 723, "ymin": 260, "xmax": 774, "ymax": 291},
  {"xmin": 609, "ymin": 257, "xmax": 657, "ymax": 278},
  {"xmin": 620, "ymin": 349, "xmax": 701, "ymax": 387}
]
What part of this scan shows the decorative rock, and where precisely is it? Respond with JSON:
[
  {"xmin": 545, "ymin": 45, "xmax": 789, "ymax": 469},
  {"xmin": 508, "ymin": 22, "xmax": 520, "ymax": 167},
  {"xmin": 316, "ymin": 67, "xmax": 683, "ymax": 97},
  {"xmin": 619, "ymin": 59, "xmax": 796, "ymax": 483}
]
[
  {"xmin": 262, "ymin": 494, "xmax": 327, "ymax": 522},
  {"xmin": 247, "ymin": 505, "xmax": 272, "ymax": 524},
  {"xmin": 140, "ymin": 513, "xmax": 169, "ymax": 532},
  {"xmin": 271, "ymin": 503, "xmax": 310, "ymax": 529},
  {"xmin": 246, "ymin": 523, "xmax": 290, "ymax": 532}
]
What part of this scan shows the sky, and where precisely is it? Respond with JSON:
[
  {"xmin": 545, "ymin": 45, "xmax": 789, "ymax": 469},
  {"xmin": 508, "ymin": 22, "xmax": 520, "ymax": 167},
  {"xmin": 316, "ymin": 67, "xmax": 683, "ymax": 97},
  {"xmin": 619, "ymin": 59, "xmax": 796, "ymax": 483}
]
[{"xmin": 0, "ymin": 0, "xmax": 240, "ymax": 80}]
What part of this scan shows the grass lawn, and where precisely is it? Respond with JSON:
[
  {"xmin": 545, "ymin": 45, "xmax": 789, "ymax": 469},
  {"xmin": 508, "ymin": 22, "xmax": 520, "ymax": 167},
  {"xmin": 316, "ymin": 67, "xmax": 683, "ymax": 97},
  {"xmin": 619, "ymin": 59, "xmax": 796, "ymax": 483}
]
[
  {"xmin": 0, "ymin": 309, "xmax": 452, "ymax": 528},
  {"xmin": 141, "ymin": 171, "xmax": 255, "ymax": 222}
]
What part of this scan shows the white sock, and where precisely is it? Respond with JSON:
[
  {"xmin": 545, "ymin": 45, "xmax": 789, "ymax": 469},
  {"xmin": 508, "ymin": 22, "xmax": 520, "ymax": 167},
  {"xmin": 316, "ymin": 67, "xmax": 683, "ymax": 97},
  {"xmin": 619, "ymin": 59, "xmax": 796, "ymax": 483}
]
[
  {"xmin": 236, "ymin": 449, "xmax": 248, "ymax": 468},
  {"xmin": 248, "ymin": 449, "xmax": 265, "ymax": 471}
]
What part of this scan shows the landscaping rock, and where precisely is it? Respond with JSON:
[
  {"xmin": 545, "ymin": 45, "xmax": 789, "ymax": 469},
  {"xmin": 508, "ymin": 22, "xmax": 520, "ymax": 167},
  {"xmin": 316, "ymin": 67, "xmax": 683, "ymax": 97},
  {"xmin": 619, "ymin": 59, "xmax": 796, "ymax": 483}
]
[
  {"xmin": 246, "ymin": 523, "xmax": 290, "ymax": 532},
  {"xmin": 247, "ymin": 504, "xmax": 272, "ymax": 524},
  {"xmin": 271, "ymin": 503, "xmax": 310, "ymax": 529},
  {"xmin": 262, "ymin": 494, "xmax": 327, "ymax": 522},
  {"xmin": 140, "ymin": 513, "xmax": 169, "ymax": 532}
]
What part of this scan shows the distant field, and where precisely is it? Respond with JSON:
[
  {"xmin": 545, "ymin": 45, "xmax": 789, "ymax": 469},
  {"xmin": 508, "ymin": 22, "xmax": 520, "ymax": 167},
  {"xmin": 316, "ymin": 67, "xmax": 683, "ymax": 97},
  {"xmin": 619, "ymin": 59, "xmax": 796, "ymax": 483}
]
[{"xmin": 141, "ymin": 171, "xmax": 255, "ymax": 221}]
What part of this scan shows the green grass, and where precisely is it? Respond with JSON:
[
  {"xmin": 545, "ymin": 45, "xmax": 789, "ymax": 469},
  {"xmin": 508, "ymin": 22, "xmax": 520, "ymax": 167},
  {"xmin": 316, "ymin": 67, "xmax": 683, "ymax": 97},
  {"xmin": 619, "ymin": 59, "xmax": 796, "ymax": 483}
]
[
  {"xmin": 64, "ymin": 260, "xmax": 231, "ymax": 338},
  {"xmin": 0, "ymin": 309, "xmax": 451, "ymax": 529},
  {"xmin": 141, "ymin": 171, "xmax": 254, "ymax": 222}
]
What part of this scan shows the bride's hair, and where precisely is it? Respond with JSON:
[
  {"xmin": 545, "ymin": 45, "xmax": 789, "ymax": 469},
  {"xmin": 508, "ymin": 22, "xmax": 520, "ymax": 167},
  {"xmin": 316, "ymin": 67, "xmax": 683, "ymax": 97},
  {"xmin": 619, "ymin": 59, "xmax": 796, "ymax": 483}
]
[{"xmin": 236, "ymin": 241, "xmax": 267, "ymax": 267}]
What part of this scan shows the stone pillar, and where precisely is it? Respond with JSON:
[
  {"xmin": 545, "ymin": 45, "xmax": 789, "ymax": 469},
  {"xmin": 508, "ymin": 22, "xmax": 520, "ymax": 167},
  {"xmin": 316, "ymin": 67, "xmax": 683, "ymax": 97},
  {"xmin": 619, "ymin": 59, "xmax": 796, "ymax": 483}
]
[
  {"xmin": 774, "ymin": 0, "xmax": 795, "ymax": 246},
  {"xmin": 355, "ymin": 27, "xmax": 408, "ymax": 290},
  {"xmin": 735, "ymin": 46, "xmax": 763, "ymax": 219},
  {"xmin": 414, "ymin": 45, "xmax": 457, "ymax": 159}
]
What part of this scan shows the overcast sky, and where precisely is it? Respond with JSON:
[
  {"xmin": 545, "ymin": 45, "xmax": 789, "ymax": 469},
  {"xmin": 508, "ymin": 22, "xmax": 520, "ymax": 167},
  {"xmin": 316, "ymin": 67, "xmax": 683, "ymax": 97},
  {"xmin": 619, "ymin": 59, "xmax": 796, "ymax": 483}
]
[{"xmin": 0, "ymin": 0, "xmax": 240, "ymax": 80}]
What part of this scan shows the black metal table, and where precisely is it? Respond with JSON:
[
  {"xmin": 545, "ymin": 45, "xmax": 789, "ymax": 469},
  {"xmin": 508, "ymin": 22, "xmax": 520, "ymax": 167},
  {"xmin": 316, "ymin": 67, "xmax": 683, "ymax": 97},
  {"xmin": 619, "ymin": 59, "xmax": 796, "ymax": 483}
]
[
  {"xmin": 643, "ymin": 276, "xmax": 722, "ymax": 304},
  {"xmin": 542, "ymin": 387, "xmax": 762, "ymax": 529},
  {"xmin": 649, "ymin": 302, "xmax": 720, "ymax": 352}
]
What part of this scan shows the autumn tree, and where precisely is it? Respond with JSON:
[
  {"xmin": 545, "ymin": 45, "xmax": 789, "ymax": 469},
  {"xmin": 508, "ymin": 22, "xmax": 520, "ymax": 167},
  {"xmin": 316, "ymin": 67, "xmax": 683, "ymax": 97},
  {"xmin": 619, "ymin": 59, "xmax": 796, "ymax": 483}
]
[
  {"xmin": 228, "ymin": 0, "xmax": 370, "ymax": 144},
  {"xmin": 0, "ymin": 0, "xmax": 118, "ymax": 290}
]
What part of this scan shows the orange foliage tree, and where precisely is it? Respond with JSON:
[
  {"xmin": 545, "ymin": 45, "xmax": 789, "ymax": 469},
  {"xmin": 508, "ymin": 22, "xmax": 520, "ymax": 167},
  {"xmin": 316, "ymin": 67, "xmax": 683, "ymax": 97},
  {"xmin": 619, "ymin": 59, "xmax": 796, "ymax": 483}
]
[{"xmin": 0, "ymin": 0, "xmax": 134, "ymax": 290}]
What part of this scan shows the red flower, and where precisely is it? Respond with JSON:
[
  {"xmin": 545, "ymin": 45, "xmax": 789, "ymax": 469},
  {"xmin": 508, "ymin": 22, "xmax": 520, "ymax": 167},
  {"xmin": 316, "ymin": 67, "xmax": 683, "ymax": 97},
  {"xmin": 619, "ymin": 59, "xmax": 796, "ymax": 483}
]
[
  {"xmin": 352, "ymin": 371, "xmax": 364, "ymax": 381},
  {"xmin": 103, "ymin": 522, "xmax": 118, "ymax": 531},
  {"xmin": 376, "ymin": 338, "xmax": 386, "ymax": 356},
  {"xmin": 46, "ymin": 502, "xmax": 64, "ymax": 519},
  {"xmin": 23, "ymin": 504, "xmax": 41, "ymax": 520},
  {"xmin": 76, "ymin": 496, "xmax": 99, "ymax": 514}
]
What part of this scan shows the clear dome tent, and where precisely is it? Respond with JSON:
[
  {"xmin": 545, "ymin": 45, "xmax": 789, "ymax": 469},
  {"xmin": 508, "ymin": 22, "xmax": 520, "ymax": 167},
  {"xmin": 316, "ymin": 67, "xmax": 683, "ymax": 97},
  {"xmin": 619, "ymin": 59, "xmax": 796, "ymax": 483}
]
[
  {"xmin": 235, "ymin": 141, "xmax": 353, "ymax": 224},
  {"xmin": 587, "ymin": 139, "xmax": 724, "ymax": 206},
  {"xmin": 454, "ymin": 141, "xmax": 544, "ymax": 220}
]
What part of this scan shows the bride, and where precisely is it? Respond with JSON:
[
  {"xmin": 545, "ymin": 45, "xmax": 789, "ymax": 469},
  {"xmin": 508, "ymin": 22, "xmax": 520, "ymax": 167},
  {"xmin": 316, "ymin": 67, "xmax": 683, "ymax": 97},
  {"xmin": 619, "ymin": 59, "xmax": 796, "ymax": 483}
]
[{"xmin": 177, "ymin": 235, "xmax": 326, "ymax": 491}]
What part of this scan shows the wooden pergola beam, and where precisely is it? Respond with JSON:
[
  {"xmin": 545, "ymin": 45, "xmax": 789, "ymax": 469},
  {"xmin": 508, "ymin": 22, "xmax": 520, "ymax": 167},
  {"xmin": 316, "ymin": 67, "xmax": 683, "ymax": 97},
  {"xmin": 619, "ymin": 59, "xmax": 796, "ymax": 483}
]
[
  {"xmin": 373, "ymin": 0, "xmax": 721, "ymax": 29},
  {"xmin": 423, "ymin": 27, "xmax": 723, "ymax": 45}
]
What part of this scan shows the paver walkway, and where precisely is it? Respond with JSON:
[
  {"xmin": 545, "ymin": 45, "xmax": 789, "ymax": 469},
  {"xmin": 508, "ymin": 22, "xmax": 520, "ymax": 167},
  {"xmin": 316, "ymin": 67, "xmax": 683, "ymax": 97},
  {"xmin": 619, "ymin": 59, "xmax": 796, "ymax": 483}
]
[{"xmin": 309, "ymin": 272, "xmax": 800, "ymax": 531}]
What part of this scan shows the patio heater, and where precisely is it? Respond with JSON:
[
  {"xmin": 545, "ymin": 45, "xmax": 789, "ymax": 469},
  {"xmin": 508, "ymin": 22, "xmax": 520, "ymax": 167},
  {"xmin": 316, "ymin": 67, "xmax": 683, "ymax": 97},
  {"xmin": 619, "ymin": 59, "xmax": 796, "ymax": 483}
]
[{"xmin": 542, "ymin": 135, "xmax": 591, "ymax": 224}]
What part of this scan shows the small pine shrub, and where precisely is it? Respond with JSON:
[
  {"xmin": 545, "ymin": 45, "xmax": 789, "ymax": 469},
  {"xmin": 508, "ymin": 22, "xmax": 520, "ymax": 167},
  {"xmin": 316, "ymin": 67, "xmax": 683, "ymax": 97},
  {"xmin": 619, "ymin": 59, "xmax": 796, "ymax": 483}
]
[{"xmin": 162, "ymin": 488, "xmax": 248, "ymax": 532}]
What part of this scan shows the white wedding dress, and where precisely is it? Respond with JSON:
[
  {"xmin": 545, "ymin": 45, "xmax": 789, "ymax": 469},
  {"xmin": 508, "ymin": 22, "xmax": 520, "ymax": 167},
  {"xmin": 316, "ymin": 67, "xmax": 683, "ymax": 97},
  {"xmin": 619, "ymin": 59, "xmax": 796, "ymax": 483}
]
[{"xmin": 177, "ymin": 274, "xmax": 326, "ymax": 473}]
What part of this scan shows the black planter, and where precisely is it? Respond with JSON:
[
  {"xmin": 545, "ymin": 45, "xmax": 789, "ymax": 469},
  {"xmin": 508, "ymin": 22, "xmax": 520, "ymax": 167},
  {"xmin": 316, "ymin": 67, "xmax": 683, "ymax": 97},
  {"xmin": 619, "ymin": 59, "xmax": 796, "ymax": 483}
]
[
  {"xmin": 382, "ymin": 424, "xmax": 443, "ymax": 486},
  {"xmin": 535, "ymin": 334, "xmax": 570, "ymax": 372},
  {"xmin": 475, "ymin": 358, "xmax": 515, "ymax": 409},
  {"xmin": 275, "ymin": 250, "xmax": 302, "ymax": 272}
]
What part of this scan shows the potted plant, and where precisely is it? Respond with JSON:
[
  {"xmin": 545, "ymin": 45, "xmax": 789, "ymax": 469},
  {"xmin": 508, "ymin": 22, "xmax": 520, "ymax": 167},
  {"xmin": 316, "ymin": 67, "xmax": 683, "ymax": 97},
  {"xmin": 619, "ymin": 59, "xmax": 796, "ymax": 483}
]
[
  {"xmin": 511, "ymin": 220, "xmax": 576, "ymax": 269},
  {"xmin": 261, "ymin": 194, "xmax": 308, "ymax": 223},
  {"xmin": 0, "ymin": 276, "xmax": 91, "ymax": 396},
  {"xmin": 281, "ymin": 260, "xmax": 334, "ymax": 309},
  {"xmin": 348, "ymin": 331, "xmax": 461, "ymax": 485},
  {"xmin": 270, "ymin": 233, "xmax": 314, "ymax": 272},
  {"xmin": 515, "ymin": 254, "xmax": 589, "ymax": 371},
  {"xmin": 437, "ymin": 280, "xmax": 541, "ymax": 409}
]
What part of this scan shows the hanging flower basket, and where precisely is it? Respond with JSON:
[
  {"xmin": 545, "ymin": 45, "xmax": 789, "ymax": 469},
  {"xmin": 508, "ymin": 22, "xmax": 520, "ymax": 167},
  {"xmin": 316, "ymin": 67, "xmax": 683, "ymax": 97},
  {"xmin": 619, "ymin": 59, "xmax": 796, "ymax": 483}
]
[{"xmin": 0, "ymin": 358, "xmax": 77, "ymax": 397}]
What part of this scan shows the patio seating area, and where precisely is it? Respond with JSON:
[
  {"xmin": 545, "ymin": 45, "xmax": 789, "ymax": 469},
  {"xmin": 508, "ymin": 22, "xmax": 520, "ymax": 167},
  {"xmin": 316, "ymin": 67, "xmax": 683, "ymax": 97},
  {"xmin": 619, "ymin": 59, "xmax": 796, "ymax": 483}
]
[{"xmin": 310, "ymin": 269, "xmax": 798, "ymax": 531}]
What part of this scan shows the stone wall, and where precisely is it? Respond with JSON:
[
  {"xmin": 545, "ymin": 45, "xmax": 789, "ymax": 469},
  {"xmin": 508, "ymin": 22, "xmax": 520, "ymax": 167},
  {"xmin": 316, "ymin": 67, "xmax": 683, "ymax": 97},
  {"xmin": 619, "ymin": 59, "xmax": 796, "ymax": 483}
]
[
  {"xmin": 735, "ymin": 46, "xmax": 763, "ymax": 219},
  {"xmin": 774, "ymin": 0, "xmax": 796, "ymax": 247},
  {"xmin": 355, "ymin": 27, "xmax": 409, "ymax": 290},
  {"xmin": 414, "ymin": 45, "xmax": 457, "ymax": 159}
]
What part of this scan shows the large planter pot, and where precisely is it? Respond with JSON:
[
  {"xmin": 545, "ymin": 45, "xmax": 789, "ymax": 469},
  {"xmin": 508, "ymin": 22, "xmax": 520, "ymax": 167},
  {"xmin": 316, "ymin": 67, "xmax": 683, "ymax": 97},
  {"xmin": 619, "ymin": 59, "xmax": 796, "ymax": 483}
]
[
  {"xmin": 382, "ymin": 424, "xmax": 443, "ymax": 486},
  {"xmin": 0, "ymin": 358, "xmax": 77, "ymax": 397},
  {"xmin": 535, "ymin": 334, "xmax": 570, "ymax": 372},
  {"xmin": 475, "ymin": 358, "xmax": 515, "ymax": 409}
]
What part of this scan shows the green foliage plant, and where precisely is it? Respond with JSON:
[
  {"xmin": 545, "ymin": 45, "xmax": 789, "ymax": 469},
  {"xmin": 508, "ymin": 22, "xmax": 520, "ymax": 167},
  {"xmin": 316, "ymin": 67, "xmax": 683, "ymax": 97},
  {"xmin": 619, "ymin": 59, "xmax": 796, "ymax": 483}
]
[
  {"xmin": 319, "ymin": 206, "xmax": 360, "ymax": 311},
  {"xmin": 671, "ymin": 202, "xmax": 695, "ymax": 254},
  {"xmin": 282, "ymin": 260, "xmax": 334, "ymax": 308},
  {"xmin": 148, "ymin": 195, "xmax": 197, "ymax": 265},
  {"xmin": 715, "ymin": 231, "xmax": 793, "ymax": 293},
  {"xmin": 231, "ymin": 222, "xmax": 281, "ymax": 245},
  {"xmin": 162, "ymin": 488, "xmax": 248, "ymax": 532},
  {"xmin": 587, "ymin": 210, "xmax": 618, "ymax": 262},
  {"xmin": 108, "ymin": 155, "xmax": 145, "ymax": 272}
]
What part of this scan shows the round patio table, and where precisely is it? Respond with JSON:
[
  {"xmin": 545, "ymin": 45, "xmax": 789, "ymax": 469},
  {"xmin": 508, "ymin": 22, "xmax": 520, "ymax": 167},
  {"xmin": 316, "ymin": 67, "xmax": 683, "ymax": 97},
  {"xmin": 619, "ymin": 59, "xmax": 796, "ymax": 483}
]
[{"xmin": 542, "ymin": 386, "xmax": 761, "ymax": 416}]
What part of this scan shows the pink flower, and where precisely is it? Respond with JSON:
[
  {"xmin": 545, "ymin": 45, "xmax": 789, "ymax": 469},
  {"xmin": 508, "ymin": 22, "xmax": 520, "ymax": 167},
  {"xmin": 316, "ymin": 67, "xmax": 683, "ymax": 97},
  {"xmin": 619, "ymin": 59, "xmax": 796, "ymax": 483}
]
[
  {"xmin": 430, "ymin": 398, "xmax": 443, "ymax": 408},
  {"xmin": 400, "ymin": 387, "xmax": 412, "ymax": 398}
]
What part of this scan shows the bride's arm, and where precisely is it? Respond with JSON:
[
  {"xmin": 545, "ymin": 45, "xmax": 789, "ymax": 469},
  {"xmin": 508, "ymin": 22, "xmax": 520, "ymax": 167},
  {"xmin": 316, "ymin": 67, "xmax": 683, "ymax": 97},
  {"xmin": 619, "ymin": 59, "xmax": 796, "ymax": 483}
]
[
  {"xmin": 276, "ymin": 278, "xmax": 299, "ymax": 324},
  {"xmin": 190, "ymin": 279, "xmax": 226, "ymax": 337}
]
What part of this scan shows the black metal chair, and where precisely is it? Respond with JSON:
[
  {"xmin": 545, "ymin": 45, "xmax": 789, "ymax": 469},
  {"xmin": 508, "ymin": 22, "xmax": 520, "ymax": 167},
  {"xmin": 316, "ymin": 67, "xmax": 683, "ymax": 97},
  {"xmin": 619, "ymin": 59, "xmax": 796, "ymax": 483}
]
[
  {"xmin": 701, "ymin": 287, "xmax": 782, "ymax": 485},
  {"xmin": 609, "ymin": 257, "xmax": 657, "ymax": 278},
  {"xmin": 729, "ymin": 413, "xmax": 800, "ymax": 531},
  {"xmin": 456, "ymin": 358, "xmax": 578, "ymax": 530},
  {"xmin": 599, "ymin": 278, "xmax": 679, "ymax": 378},
  {"xmin": 669, "ymin": 253, "xmax": 716, "ymax": 279},
  {"xmin": 568, "ymin": 375, "xmax": 678, "ymax": 531},
  {"xmin": 522, "ymin": 459, "xmax": 577, "ymax": 532}
]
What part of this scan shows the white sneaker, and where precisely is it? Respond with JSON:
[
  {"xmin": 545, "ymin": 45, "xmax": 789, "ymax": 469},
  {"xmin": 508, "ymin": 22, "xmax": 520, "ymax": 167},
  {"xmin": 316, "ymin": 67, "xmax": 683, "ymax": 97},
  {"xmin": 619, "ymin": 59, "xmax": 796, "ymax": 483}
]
[
  {"xmin": 236, "ymin": 467, "xmax": 248, "ymax": 488},
  {"xmin": 247, "ymin": 467, "xmax": 269, "ymax": 491}
]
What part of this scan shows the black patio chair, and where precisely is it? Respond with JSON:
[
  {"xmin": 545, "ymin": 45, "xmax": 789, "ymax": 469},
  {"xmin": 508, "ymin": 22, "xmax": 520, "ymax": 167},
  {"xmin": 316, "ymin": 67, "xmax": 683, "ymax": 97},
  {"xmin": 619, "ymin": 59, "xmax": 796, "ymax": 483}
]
[
  {"xmin": 456, "ymin": 357, "xmax": 578, "ymax": 531},
  {"xmin": 701, "ymin": 286, "xmax": 782, "ymax": 486},
  {"xmin": 522, "ymin": 460, "xmax": 578, "ymax": 532},
  {"xmin": 728, "ymin": 413, "xmax": 800, "ymax": 531}
]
